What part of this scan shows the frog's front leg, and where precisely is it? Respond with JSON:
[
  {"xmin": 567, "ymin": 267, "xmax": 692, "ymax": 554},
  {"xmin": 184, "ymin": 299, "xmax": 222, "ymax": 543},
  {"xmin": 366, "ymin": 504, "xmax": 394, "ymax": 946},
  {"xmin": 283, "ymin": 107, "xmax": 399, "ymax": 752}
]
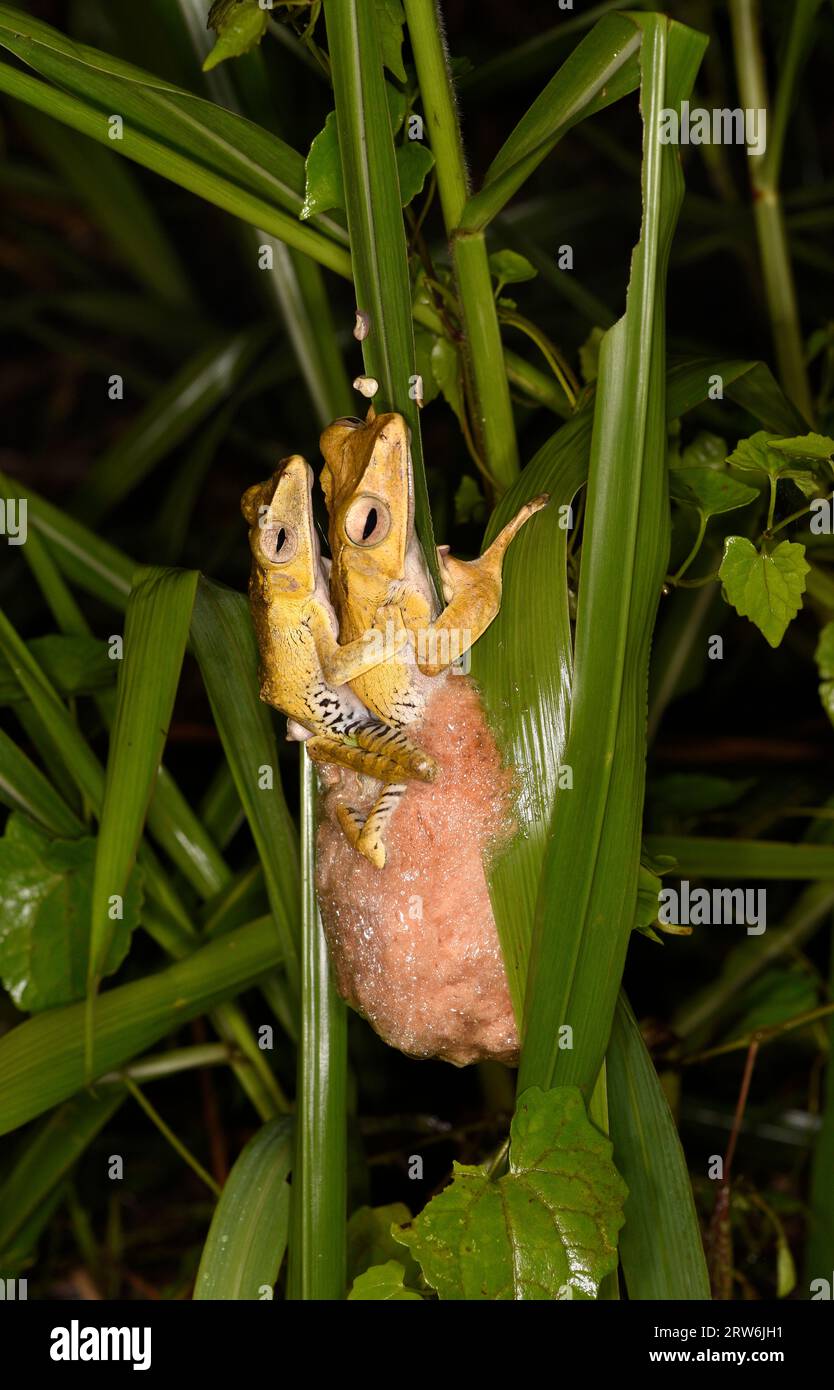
[
  {"xmin": 310, "ymin": 605, "xmax": 408, "ymax": 687},
  {"xmin": 415, "ymin": 494, "xmax": 548, "ymax": 676}
]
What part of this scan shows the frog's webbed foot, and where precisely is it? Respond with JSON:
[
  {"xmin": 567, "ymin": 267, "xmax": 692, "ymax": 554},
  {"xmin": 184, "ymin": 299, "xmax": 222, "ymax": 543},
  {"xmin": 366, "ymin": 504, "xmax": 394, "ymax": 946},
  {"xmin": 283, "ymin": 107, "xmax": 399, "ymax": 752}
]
[
  {"xmin": 353, "ymin": 718, "xmax": 437, "ymax": 783},
  {"xmin": 336, "ymin": 784, "xmax": 406, "ymax": 869},
  {"xmin": 416, "ymin": 494, "xmax": 550, "ymax": 676}
]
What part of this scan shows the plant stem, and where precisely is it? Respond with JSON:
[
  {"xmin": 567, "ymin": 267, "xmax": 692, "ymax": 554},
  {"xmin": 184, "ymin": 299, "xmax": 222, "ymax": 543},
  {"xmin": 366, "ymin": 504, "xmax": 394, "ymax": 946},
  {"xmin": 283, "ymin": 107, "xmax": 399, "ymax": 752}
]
[
  {"xmin": 669, "ymin": 512, "xmax": 707, "ymax": 583},
  {"xmin": 729, "ymin": 0, "xmax": 814, "ymax": 423},
  {"xmin": 123, "ymin": 1076, "xmax": 221, "ymax": 1197},
  {"xmin": 287, "ymin": 749, "xmax": 347, "ymax": 1300},
  {"xmin": 405, "ymin": 0, "xmax": 520, "ymax": 491}
]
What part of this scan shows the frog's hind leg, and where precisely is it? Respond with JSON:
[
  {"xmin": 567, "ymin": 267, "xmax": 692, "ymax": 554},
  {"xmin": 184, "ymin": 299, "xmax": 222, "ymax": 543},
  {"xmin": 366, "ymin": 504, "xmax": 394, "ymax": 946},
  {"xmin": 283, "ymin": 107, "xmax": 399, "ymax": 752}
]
[
  {"xmin": 351, "ymin": 718, "xmax": 437, "ymax": 783},
  {"xmin": 304, "ymin": 733, "xmax": 406, "ymax": 785},
  {"xmin": 336, "ymin": 784, "xmax": 406, "ymax": 870}
]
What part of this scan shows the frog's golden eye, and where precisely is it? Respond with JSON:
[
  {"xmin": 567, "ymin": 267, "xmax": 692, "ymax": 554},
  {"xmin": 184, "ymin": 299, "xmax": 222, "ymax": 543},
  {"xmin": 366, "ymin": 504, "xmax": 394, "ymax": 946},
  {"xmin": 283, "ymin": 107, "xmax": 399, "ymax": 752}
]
[
  {"xmin": 260, "ymin": 521, "xmax": 298, "ymax": 564},
  {"xmin": 344, "ymin": 495, "xmax": 391, "ymax": 547}
]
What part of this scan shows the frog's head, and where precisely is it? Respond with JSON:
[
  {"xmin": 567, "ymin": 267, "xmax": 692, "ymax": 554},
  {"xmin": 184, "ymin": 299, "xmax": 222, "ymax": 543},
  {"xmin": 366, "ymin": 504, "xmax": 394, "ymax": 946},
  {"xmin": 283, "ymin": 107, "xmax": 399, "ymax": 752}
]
[
  {"xmin": 241, "ymin": 455, "xmax": 320, "ymax": 598},
  {"xmin": 319, "ymin": 408, "xmax": 413, "ymax": 588}
]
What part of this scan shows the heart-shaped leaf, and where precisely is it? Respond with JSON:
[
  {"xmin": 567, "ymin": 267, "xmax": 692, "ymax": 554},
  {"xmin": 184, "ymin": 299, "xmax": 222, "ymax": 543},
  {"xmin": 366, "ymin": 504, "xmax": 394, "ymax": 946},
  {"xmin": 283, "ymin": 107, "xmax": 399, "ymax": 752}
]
[
  {"xmin": 719, "ymin": 536, "xmax": 809, "ymax": 648},
  {"xmin": 669, "ymin": 467, "xmax": 758, "ymax": 518},
  {"xmin": 348, "ymin": 1261, "xmax": 423, "ymax": 1301},
  {"xmin": 394, "ymin": 1086, "xmax": 627, "ymax": 1300},
  {"xmin": 726, "ymin": 430, "xmax": 819, "ymax": 493}
]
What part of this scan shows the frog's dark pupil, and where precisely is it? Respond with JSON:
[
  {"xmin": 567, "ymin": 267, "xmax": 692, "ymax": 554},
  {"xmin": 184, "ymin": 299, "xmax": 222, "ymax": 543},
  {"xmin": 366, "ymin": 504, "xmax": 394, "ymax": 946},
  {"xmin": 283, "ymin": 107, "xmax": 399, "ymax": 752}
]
[
  {"xmin": 362, "ymin": 508, "xmax": 377, "ymax": 541},
  {"xmin": 275, "ymin": 527, "xmax": 287, "ymax": 555}
]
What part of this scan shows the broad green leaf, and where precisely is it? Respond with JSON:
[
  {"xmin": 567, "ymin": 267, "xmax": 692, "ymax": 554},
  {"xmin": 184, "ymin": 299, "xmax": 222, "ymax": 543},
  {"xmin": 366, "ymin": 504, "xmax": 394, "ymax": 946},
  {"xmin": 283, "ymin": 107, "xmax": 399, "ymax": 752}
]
[
  {"xmin": 89, "ymin": 569, "xmax": 198, "ymax": 999},
  {"xmin": 0, "ymin": 913, "xmax": 280, "ymax": 1135},
  {"xmin": 726, "ymin": 430, "xmax": 818, "ymax": 492},
  {"xmin": 204, "ymin": 0, "xmax": 268, "ymax": 71},
  {"xmin": 520, "ymin": 16, "xmax": 708, "ymax": 1092},
  {"xmin": 195, "ymin": 1117, "xmax": 293, "ymax": 1299},
  {"xmin": 769, "ymin": 433, "xmax": 834, "ymax": 464},
  {"xmin": 719, "ymin": 536, "xmax": 809, "ymax": 648},
  {"xmin": 488, "ymin": 249, "xmax": 537, "ymax": 287},
  {"xmin": 348, "ymin": 1261, "xmax": 423, "ymax": 1300},
  {"xmin": 394, "ymin": 1086, "xmax": 627, "ymax": 1300},
  {"xmin": 608, "ymin": 995, "xmax": 710, "ymax": 1299},
  {"xmin": 347, "ymin": 1202, "xmax": 420, "ymax": 1286},
  {"xmin": 669, "ymin": 467, "xmax": 758, "ymax": 518},
  {"xmin": 190, "ymin": 579, "xmax": 300, "ymax": 997},
  {"xmin": 0, "ymin": 814, "xmax": 141, "ymax": 1012},
  {"xmin": 376, "ymin": 0, "xmax": 407, "ymax": 81}
]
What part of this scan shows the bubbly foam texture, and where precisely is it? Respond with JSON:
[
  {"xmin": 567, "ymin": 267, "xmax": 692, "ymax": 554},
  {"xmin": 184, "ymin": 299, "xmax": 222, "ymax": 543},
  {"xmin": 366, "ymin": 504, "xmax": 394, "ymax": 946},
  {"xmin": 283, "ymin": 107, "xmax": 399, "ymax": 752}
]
[{"xmin": 316, "ymin": 676, "xmax": 519, "ymax": 1066}]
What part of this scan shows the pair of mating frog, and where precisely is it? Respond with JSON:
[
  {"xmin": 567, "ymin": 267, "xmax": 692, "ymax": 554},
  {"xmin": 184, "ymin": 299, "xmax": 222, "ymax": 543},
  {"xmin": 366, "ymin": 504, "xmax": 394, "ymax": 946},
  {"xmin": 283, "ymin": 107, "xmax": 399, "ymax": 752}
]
[{"xmin": 242, "ymin": 408, "xmax": 547, "ymax": 868}]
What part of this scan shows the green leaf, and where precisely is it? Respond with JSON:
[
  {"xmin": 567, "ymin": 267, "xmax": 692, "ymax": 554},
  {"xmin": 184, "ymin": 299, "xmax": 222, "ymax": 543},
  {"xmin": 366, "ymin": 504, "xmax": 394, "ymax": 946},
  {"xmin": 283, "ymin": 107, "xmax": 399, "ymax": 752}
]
[
  {"xmin": 723, "ymin": 965, "xmax": 818, "ymax": 1043},
  {"xmin": 347, "ymin": 1202, "xmax": 420, "ymax": 1285},
  {"xmin": 579, "ymin": 325, "xmax": 605, "ymax": 384},
  {"xmin": 643, "ymin": 835, "xmax": 834, "ymax": 879},
  {"xmin": 649, "ymin": 774, "xmax": 753, "ymax": 815},
  {"xmin": 0, "ymin": 636, "xmax": 115, "ymax": 705},
  {"xmin": 394, "ymin": 1086, "xmax": 627, "ymax": 1300},
  {"xmin": 719, "ymin": 536, "xmax": 809, "ymax": 648},
  {"xmin": 205, "ymin": 0, "xmax": 268, "ymax": 71},
  {"xmin": 678, "ymin": 430, "xmax": 727, "ymax": 469},
  {"xmin": 190, "ymin": 579, "xmax": 300, "ymax": 998},
  {"xmin": 726, "ymin": 430, "xmax": 818, "ymax": 491},
  {"xmin": 324, "ymin": 0, "xmax": 437, "ymax": 581},
  {"xmin": 519, "ymin": 16, "xmax": 708, "ymax": 1092},
  {"xmin": 348, "ymin": 1261, "xmax": 423, "ymax": 1300},
  {"xmin": 0, "ymin": 914, "xmax": 280, "ymax": 1135},
  {"xmin": 462, "ymin": 13, "xmax": 642, "ymax": 232},
  {"xmin": 195, "ymin": 1117, "xmax": 293, "ymax": 1299},
  {"xmin": 769, "ymin": 433, "xmax": 834, "ymax": 464},
  {"xmin": 454, "ymin": 475, "xmax": 488, "ymax": 527},
  {"xmin": 413, "ymin": 327, "xmax": 441, "ymax": 405},
  {"xmin": 89, "ymin": 569, "xmax": 198, "ymax": 995},
  {"xmin": 608, "ymin": 995, "xmax": 710, "ymax": 1298},
  {"xmin": 0, "ymin": 727, "xmax": 83, "ymax": 839},
  {"xmin": 0, "ymin": 7, "xmax": 350, "ymax": 276},
  {"xmin": 395, "ymin": 136, "xmax": 435, "ymax": 205},
  {"xmin": 302, "ymin": 100, "xmax": 435, "ymax": 219},
  {"xmin": 431, "ymin": 336, "xmax": 466, "ymax": 428},
  {"xmin": 301, "ymin": 111, "xmax": 342, "ymax": 220},
  {"xmin": 488, "ymin": 249, "xmax": 537, "ymax": 286},
  {"xmin": 670, "ymin": 467, "xmax": 758, "ymax": 518},
  {"xmin": 376, "ymin": 0, "xmax": 407, "ymax": 81},
  {"xmin": 0, "ymin": 815, "xmax": 141, "ymax": 1012}
]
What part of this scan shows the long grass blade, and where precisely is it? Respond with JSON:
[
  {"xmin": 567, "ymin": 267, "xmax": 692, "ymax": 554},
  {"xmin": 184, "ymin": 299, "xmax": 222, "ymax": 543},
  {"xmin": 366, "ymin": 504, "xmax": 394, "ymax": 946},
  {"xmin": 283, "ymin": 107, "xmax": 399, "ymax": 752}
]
[
  {"xmin": 195, "ymin": 1118, "xmax": 293, "ymax": 1300},
  {"xmin": 520, "ymin": 16, "xmax": 708, "ymax": 1095}
]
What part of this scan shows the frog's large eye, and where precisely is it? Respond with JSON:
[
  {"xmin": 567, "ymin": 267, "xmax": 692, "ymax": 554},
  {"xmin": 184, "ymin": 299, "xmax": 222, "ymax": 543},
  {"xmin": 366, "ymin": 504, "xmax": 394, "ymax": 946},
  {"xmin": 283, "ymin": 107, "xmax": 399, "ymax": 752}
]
[
  {"xmin": 260, "ymin": 520, "xmax": 297, "ymax": 564},
  {"xmin": 344, "ymin": 495, "xmax": 391, "ymax": 547}
]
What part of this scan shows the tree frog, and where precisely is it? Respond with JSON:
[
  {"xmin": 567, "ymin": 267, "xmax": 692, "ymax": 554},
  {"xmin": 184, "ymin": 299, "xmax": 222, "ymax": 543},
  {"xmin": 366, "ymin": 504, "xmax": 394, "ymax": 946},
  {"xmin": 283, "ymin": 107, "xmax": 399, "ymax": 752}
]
[
  {"xmin": 242, "ymin": 456, "xmax": 438, "ymax": 865},
  {"xmin": 320, "ymin": 408, "xmax": 548, "ymax": 727}
]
